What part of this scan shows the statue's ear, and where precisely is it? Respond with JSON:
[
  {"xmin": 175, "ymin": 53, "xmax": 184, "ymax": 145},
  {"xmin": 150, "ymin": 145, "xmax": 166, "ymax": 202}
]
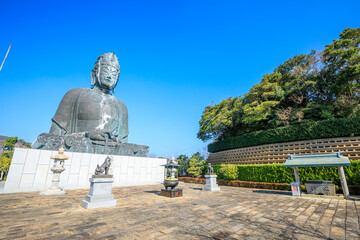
[
  {"xmin": 91, "ymin": 58, "xmax": 101, "ymax": 87},
  {"xmin": 91, "ymin": 69, "xmax": 96, "ymax": 86}
]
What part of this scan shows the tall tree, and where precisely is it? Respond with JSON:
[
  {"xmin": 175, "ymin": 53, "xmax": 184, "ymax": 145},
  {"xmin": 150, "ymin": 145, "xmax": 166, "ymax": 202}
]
[
  {"xmin": 0, "ymin": 151, "xmax": 13, "ymax": 180},
  {"xmin": 320, "ymin": 28, "xmax": 360, "ymax": 117},
  {"xmin": 3, "ymin": 137, "xmax": 18, "ymax": 150},
  {"xmin": 198, "ymin": 28, "xmax": 360, "ymax": 142},
  {"xmin": 187, "ymin": 152, "xmax": 206, "ymax": 177},
  {"xmin": 197, "ymin": 97, "xmax": 243, "ymax": 141},
  {"xmin": 176, "ymin": 154, "xmax": 190, "ymax": 176}
]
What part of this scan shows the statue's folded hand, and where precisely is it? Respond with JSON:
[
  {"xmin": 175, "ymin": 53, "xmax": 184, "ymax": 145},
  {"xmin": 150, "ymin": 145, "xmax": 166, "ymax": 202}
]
[
  {"xmin": 87, "ymin": 130, "xmax": 120, "ymax": 143},
  {"xmin": 87, "ymin": 131, "xmax": 107, "ymax": 141},
  {"xmin": 103, "ymin": 131, "xmax": 119, "ymax": 143}
]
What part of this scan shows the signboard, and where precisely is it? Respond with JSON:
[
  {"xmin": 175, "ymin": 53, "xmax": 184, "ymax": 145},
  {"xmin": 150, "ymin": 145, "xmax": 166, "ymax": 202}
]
[{"xmin": 291, "ymin": 182, "xmax": 301, "ymax": 196}]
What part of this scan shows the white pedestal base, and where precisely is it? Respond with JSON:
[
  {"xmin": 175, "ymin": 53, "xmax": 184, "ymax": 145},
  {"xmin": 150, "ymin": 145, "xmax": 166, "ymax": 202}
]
[
  {"xmin": 81, "ymin": 199, "xmax": 117, "ymax": 209},
  {"xmin": 81, "ymin": 177, "xmax": 117, "ymax": 209},
  {"xmin": 203, "ymin": 174, "xmax": 220, "ymax": 191},
  {"xmin": 40, "ymin": 189, "xmax": 66, "ymax": 195}
]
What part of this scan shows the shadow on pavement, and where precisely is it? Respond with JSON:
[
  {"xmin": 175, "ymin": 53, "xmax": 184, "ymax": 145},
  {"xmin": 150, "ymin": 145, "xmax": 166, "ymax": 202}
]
[
  {"xmin": 252, "ymin": 189, "xmax": 292, "ymax": 196},
  {"xmin": 144, "ymin": 190, "xmax": 161, "ymax": 195}
]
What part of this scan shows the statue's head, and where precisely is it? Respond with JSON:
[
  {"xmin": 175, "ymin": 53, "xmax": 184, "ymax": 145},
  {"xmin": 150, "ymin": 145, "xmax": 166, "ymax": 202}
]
[{"xmin": 91, "ymin": 53, "xmax": 120, "ymax": 92}]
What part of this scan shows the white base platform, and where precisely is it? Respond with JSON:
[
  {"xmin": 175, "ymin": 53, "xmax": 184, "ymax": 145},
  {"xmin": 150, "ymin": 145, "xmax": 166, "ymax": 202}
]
[
  {"xmin": 202, "ymin": 174, "xmax": 220, "ymax": 192},
  {"xmin": 40, "ymin": 189, "xmax": 66, "ymax": 195},
  {"xmin": 203, "ymin": 185, "xmax": 220, "ymax": 191},
  {"xmin": 81, "ymin": 199, "xmax": 117, "ymax": 209},
  {"xmin": 81, "ymin": 177, "xmax": 117, "ymax": 209}
]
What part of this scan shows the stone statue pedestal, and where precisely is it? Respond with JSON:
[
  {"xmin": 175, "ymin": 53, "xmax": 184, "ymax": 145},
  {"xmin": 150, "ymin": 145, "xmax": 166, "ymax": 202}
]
[
  {"xmin": 203, "ymin": 174, "xmax": 220, "ymax": 191},
  {"xmin": 40, "ymin": 188, "xmax": 66, "ymax": 195},
  {"xmin": 81, "ymin": 175, "xmax": 117, "ymax": 209},
  {"xmin": 161, "ymin": 188, "xmax": 183, "ymax": 198}
]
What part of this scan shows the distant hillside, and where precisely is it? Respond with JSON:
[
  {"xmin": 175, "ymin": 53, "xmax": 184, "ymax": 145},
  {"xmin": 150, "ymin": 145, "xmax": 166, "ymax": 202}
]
[{"xmin": 0, "ymin": 135, "xmax": 31, "ymax": 148}]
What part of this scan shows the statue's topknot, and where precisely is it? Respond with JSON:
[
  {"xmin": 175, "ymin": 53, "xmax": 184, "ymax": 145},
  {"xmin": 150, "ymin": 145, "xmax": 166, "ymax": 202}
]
[{"xmin": 98, "ymin": 52, "xmax": 120, "ymax": 70}]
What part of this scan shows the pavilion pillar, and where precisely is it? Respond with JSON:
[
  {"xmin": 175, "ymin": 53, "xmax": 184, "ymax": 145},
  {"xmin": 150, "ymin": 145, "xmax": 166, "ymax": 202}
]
[
  {"xmin": 293, "ymin": 167, "xmax": 301, "ymax": 194},
  {"xmin": 338, "ymin": 166, "xmax": 350, "ymax": 200},
  {"xmin": 293, "ymin": 167, "xmax": 300, "ymax": 184}
]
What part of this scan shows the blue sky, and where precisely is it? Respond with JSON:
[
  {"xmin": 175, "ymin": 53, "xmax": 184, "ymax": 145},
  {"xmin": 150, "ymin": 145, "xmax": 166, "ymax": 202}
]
[{"xmin": 0, "ymin": 0, "xmax": 359, "ymax": 158}]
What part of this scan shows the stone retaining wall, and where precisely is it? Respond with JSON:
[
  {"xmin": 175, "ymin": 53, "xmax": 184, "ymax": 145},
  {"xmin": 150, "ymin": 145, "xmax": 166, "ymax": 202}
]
[
  {"xmin": 2, "ymin": 148, "xmax": 166, "ymax": 193},
  {"xmin": 208, "ymin": 136, "xmax": 360, "ymax": 165}
]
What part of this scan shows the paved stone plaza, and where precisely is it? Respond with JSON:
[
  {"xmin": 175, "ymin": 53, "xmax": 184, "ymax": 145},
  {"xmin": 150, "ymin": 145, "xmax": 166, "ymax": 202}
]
[{"xmin": 1, "ymin": 182, "xmax": 360, "ymax": 239}]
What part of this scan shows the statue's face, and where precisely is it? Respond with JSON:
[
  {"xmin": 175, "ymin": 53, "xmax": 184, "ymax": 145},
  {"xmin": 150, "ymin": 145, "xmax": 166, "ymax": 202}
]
[{"xmin": 98, "ymin": 64, "xmax": 119, "ymax": 90}]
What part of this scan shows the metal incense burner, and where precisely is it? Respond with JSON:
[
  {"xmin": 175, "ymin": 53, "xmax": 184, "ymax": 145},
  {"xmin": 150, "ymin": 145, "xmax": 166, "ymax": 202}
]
[{"xmin": 161, "ymin": 157, "xmax": 182, "ymax": 198}]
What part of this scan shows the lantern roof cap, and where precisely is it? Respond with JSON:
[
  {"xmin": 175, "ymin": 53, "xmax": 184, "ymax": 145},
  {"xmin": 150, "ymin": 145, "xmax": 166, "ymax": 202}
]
[{"xmin": 161, "ymin": 158, "xmax": 182, "ymax": 167}]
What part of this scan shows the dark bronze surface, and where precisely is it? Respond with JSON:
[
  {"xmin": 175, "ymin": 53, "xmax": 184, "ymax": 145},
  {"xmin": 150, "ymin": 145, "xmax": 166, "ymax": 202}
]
[{"xmin": 32, "ymin": 53, "xmax": 149, "ymax": 156}]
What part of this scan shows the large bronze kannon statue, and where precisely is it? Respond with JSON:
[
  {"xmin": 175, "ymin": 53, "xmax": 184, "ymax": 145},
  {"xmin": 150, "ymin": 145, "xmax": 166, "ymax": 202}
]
[{"xmin": 32, "ymin": 53, "xmax": 149, "ymax": 156}]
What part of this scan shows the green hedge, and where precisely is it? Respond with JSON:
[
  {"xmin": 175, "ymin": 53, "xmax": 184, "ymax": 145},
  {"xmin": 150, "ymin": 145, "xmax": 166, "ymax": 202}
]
[
  {"xmin": 207, "ymin": 160, "xmax": 360, "ymax": 187},
  {"xmin": 208, "ymin": 117, "xmax": 360, "ymax": 152}
]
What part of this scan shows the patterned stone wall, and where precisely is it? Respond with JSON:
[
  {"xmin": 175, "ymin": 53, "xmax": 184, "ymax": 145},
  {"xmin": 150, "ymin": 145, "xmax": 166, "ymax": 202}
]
[
  {"xmin": 207, "ymin": 136, "xmax": 360, "ymax": 165},
  {"xmin": 2, "ymin": 148, "xmax": 166, "ymax": 193}
]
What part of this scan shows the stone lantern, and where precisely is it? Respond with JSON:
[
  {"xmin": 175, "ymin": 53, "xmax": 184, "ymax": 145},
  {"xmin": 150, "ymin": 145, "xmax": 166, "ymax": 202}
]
[
  {"xmin": 161, "ymin": 157, "xmax": 182, "ymax": 198},
  {"xmin": 40, "ymin": 147, "xmax": 69, "ymax": 195}
]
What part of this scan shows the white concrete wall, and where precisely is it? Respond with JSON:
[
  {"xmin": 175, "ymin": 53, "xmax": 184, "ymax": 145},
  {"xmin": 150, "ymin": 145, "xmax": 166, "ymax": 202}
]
[{"xmin": 2, "ymin": 148, "xmax": 166, "ymax": 193}]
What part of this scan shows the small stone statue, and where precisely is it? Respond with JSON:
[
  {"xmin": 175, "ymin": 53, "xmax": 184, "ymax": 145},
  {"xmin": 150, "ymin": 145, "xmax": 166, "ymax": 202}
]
[
  {"xmin": 203, "ymin": 163, "xmax": 220, "ymax": 191},
  {"xmin": 208, "ymin": 163, "xmax": 214, "ymax": 174},
  {"xmin": 95, "ymin": 156, "xmax": 112, "ymax": 175}
]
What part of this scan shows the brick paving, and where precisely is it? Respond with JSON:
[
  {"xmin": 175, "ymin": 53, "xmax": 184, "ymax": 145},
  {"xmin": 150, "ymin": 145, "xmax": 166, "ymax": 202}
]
[{"xmin": 0, "ymin": 182, "xmax": 360, "ymax": 239}]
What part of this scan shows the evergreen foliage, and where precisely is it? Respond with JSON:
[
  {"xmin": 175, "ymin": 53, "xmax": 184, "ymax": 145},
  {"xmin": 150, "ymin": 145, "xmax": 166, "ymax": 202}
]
[
  {"xmin": 198, "ymin": 28, "xmax": 360, "ymax": 142},
  {"xmin": 176, "ymin": 154, "xmax": 190, "ymax": 176},
  {"xmin": 208, "ymin": 117, "xmax": 360, "ymax": 152},
  {"xmin": 219, "ymin": 164, "xmax": 239, "ymax": 180},
  {"xmin": 1, "ymin": 150, "xmax": 14, "ymax": 159},
  {"xmin": 210, "ymin": 161, "xmax": 360, "ymax": 187},
  {"xmin": 3, "ymin": 137, "xmax": 18, "ymax": 150},
  {"xmin": 0, "ymin": 150, "xmax": 13, "ymax": 180},
  {"xmin": 187, "ymin": 152, "xmax": 206, "ymax": 177}
]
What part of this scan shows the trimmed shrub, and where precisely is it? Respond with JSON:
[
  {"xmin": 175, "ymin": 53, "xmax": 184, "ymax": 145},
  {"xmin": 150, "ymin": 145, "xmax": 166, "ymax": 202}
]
[
  {"xmin": 219, "ymin": 164, "xmax": 239, "ymax": 180},
  {"xmin": 209, "ymin": 160, "xmax": 360, "ymax": 188},
  {"xmin": 178, "ymin": 177, "xmax": 360, "ymax": 194},
  {"xmin": 208, "ymin": 117, "xmax": 360, "ymax": 153},
  {"xmin": 179, "ymin": 177, "xmax": 293, "ymax": 191},
  {"xmin": 179, "ymin": 177, "xmax": 206, "ymax": 184}
]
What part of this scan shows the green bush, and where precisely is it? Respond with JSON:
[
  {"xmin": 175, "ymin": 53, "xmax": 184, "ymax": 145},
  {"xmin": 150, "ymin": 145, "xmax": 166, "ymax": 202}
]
[
  {"xmin": 1, "ymin": 150, "xmax": 14, "ymax": 159},
  {"xmin": 219, "ymin": 164, "xmax": 239, "ymax": 180},
  {"xmin": 3, "ymin": 137, "xmax": 17, "ymax": 150},
  {"xmin": 211, "ymin": 160, "xmax": 360, "ymax": 188},
  {"xmin": 208, "ymin": 117, "xmax": 360, "ymax": 152}
]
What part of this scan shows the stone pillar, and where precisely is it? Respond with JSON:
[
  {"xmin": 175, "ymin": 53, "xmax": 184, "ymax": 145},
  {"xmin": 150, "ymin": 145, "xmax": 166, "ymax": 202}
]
[
  {"xmin": 293, "ymin": 167, "xmax": 301, "ymax": 195},
  {"xmin": 338, "ymin": 166, "xmax": 350, "ymax": 200},
  {"xmin": 203, "ymin": 174, "xmax": 220, "ymax": 191},
  {"xmin": 293, "ymin": 167, "xmax": 300, "ymax": 184},
  {"xmin": 81, "ymin": 176, "xmax": 117, "ymax": 209}
]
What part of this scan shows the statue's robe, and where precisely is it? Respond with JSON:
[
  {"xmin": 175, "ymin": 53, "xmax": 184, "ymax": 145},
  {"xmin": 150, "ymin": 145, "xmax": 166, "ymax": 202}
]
[{"xmin": 50, "ymin": 88, "xmax": 128, "ymax": 143}]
